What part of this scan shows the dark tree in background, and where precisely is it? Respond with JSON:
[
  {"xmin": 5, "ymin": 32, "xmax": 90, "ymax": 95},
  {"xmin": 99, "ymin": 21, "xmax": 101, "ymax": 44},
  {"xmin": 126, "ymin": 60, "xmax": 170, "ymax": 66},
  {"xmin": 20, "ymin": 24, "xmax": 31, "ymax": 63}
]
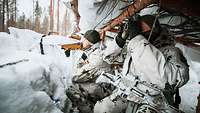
[
  {"xmin": 34, "ymin": 0, "xmax": 42, "ymax": 17},
  {"xmin": 25, "ymin": 18, "xmax": 32, "ymax": 30},
  {"xmin": 0, "ymin": 1, "xmax": 3, "ymax": 31},
  {"xmin": 17, "ymin": 13, "xmax": 25, "ymax": 29},
  {"xmin": 41, "ymin": 16, "xmax": 49, "ymax": 34},
  {"xmin": 0, "ymin": 0, "xmax": 17, "ymax": 32},
  {"xmin": 0, "ymin": 0, "xmax": 69, "ymax": 34},
  {"xmin": 49, "ymin": 0, "xmax": 54, "ymax": 31},
  {"xmin": 1, "ymin": 0, "xmax": 5, "ymax": 31},
  {"xmin": 34, "ymin": 0, "xmax": 42, "ymax": 32}
]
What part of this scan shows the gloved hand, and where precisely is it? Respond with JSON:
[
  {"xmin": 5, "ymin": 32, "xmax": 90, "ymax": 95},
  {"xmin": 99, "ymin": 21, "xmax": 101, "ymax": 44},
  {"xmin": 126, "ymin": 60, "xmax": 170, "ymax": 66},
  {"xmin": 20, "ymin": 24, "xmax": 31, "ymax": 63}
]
[
  {"xmin": 115, "ymin": 15, "xmax": 141, "ymax": 48},
  {"xmin": 115, "ymin": 23, "xmax": 129, "ymax": 48},
  {"xmin": 121, "ymin": 22, "xmax": 130, "ymax": 40},
  {"xmin": 65, "ymin": 50, "xmax": 71, "ymax": 57}
]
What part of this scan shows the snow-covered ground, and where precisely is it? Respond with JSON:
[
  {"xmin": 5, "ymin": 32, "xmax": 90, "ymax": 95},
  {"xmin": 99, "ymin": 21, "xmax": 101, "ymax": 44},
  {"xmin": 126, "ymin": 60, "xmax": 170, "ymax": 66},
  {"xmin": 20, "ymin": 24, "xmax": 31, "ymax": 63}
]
[
  {"xmin": 0, "ymin": 27, "xmax": 199, "ymax": 113},
  {"xmin": 0, "ymin": 27, "xmax": 83, "ymax": 113},
  {"xmin": 177, "ymin": 44, "xmax": 200, "ymax": 113}
]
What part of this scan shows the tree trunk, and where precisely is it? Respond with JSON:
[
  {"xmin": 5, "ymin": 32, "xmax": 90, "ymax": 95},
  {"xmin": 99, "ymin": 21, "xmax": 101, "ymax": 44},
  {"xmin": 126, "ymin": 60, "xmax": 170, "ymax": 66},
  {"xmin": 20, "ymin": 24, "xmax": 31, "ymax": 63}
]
[
  {"xmin": 2, "ymin": 0, "xmax": 5, "ymax": 31},
  {"xmin": 6, "ymin": 0, "xmax": 9, "ymax": 29},
  {"xmin": 64, "ymin": 10, "xmax": 67, "ymax": 35},
  {"xmin": 14, "ymin": 0, "xmax": 16, "ymax": 21},
  {"xmin": 34, "ymin": 16, "xmax": 40, "ymax": 32},
  {"xmin": 0, "ymin": 2, "xmax": 2, "ymax": 31},
  {"xmin": 57, "ymin": 0, "xmax": 60, "ymax": 33},
  {"xmin": 50, "ymin": 0, "xmax": 54, "ymax": 31},
  {"xmin": 44, "ymin": 16, "xmax": 49, "ymax": 34}
]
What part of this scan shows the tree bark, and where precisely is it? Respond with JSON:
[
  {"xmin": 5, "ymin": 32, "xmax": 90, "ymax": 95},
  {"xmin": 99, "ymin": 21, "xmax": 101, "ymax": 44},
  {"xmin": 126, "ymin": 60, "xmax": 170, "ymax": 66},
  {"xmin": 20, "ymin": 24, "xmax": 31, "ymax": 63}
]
[
  {"xmin": 57, "ymin": 0, "xmax": 60, "ymax": 33},
  {"xmin": 14, "ymin": 0, "xmax": 16, "ymax": 21},
  {"xmin": 2, "ymin": 0, "xmax": 5, "ymax": 31},
  {"xmin": 0, "ymin": 2, "xmax": 2, "ymax": 31},
  {"xmin": 50, "ymin": 0, "xmax": 54, "ymax": 31},
  {"xmin": 6, "ymin": 0, "xmax": 9, "ymax": 29}
]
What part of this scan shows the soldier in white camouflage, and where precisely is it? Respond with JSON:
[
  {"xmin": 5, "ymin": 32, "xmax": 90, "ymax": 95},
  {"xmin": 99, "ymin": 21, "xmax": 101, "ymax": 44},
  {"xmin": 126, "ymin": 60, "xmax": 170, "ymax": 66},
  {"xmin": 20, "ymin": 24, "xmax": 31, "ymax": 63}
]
[
  {"xmin": 94, "ymin": 15, "xmax": 189, "ymax": 113},
  {"xmin": 66, "ymin": 30, "xmax": 122, "ymax": 113}
]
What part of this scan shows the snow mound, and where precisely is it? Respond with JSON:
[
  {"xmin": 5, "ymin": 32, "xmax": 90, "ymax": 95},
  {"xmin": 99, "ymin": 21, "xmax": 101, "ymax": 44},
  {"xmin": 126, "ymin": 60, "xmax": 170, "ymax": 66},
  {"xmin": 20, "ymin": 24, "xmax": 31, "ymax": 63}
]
[
  {"xmin": 0, "ymin": 27, "xmax": 83, "ymax": 113},
  {"xmin": 176, "ymin": 44, "xmax": 200, "ymax": 113}
]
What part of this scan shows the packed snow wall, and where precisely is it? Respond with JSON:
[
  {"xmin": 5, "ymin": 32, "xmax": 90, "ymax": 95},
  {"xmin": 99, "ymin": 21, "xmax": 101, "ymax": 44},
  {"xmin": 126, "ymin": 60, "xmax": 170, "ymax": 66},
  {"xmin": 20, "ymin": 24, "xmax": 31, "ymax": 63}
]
[{"xmin": 0, "ymin": 27, "xmax": 83, "ymax": 113}]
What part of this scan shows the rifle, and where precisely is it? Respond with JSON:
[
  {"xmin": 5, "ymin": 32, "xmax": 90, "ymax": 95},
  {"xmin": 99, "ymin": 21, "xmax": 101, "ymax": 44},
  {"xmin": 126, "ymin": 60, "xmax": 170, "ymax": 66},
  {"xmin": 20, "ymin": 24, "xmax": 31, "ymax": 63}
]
[
  {"xmin": 100, "ymin": 72, "xmax": 184, "ymax": 113},
  {"xmin": 61, "ymin": 42, "xmax": 82, "ymax": 50},
  {"xmin": 60, "ymin": 42, "xmax": 82, "ymax": 57},
  {"xmin": 60, "ymin": 34, "xmax": 82, "ymax": 51},
  {"xmin": 69, "ymin": 34, "xmax": 81, "ymax": 40}
]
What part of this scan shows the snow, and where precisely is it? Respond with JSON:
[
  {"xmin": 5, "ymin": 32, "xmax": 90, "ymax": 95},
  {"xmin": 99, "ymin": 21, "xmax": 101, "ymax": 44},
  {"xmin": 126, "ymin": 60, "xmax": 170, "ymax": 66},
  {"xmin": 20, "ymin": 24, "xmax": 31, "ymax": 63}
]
[
  {"xmin": 0, "ymin": 27, "xmax": 82, "ymax": 113},
  {"xmin": 0, "ymin": 53, "xmax": 63, "ymax": 113},
  {"xmin": 69, "ymin": 0, "xmax": 128, "ymax": 33},
  {"xmin": 9, "ymin": 1, "xmax": 200, "ymax": 112},
  {"xmin": 0, "ymin": 27, "xmax": 199, "ymax": 113},
  {"xmin": 176, "ymin": 44, "xmax": 200, "ymax": 113}
]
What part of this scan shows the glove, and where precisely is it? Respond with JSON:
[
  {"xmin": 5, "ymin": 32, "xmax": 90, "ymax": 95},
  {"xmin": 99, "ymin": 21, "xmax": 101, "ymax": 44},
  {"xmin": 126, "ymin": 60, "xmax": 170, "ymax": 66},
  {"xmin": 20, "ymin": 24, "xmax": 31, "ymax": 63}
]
[
  {"xmin": 65, "ymin": 50, "xmax": 70, "ymax": 57},
  {"xmin": 115, "ymin": 23, "xmax": 129, "ymax": 48}
]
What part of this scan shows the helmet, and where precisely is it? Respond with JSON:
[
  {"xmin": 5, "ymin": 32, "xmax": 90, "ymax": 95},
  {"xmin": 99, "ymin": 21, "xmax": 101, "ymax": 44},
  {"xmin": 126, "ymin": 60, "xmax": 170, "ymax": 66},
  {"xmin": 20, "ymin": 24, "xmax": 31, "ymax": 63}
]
[{"xmin": 84, "ymin": 30, "xmax": 101, "ymax": 44}]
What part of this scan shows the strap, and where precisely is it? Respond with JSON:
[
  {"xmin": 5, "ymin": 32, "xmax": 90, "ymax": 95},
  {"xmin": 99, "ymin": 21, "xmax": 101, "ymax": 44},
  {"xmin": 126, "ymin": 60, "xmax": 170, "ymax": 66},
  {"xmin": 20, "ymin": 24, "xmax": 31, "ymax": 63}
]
[
  {"xmin": 174, "ymin": 87, "xmax": 181, "ymax": 108},
  {"xmin": 147, "ymin": 0, "xmax": 162, "ymax": 42},
  {"xmin": 40, "ymin": 37, "xmax": 45, "ymax": 55},
  {"xmin": 125, "ymin": 57, "xmax": 132, "ymax": 75}
]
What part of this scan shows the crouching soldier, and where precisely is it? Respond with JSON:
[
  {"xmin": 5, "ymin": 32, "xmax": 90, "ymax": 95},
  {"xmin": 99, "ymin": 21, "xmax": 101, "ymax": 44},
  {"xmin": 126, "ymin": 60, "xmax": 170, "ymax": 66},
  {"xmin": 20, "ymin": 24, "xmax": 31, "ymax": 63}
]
[
  {"xmin": 94, "ymin": 15, "xmax": 189, "ymax": 113},
  {"xmin": 66, "ymin": 30, "xmax": 124, "ymax": 113}
]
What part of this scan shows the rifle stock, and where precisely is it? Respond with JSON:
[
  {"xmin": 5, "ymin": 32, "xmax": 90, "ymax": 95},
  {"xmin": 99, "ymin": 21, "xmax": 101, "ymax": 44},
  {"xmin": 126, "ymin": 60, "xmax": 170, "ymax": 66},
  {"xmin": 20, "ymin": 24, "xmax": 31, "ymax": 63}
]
[
  {"xmin": 61, "ymin": 43, "xmax": 82, "ymax": 50},
  {"xmin": 69, "ymin": 34, "xmax": 81, "ymax": 40}
]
